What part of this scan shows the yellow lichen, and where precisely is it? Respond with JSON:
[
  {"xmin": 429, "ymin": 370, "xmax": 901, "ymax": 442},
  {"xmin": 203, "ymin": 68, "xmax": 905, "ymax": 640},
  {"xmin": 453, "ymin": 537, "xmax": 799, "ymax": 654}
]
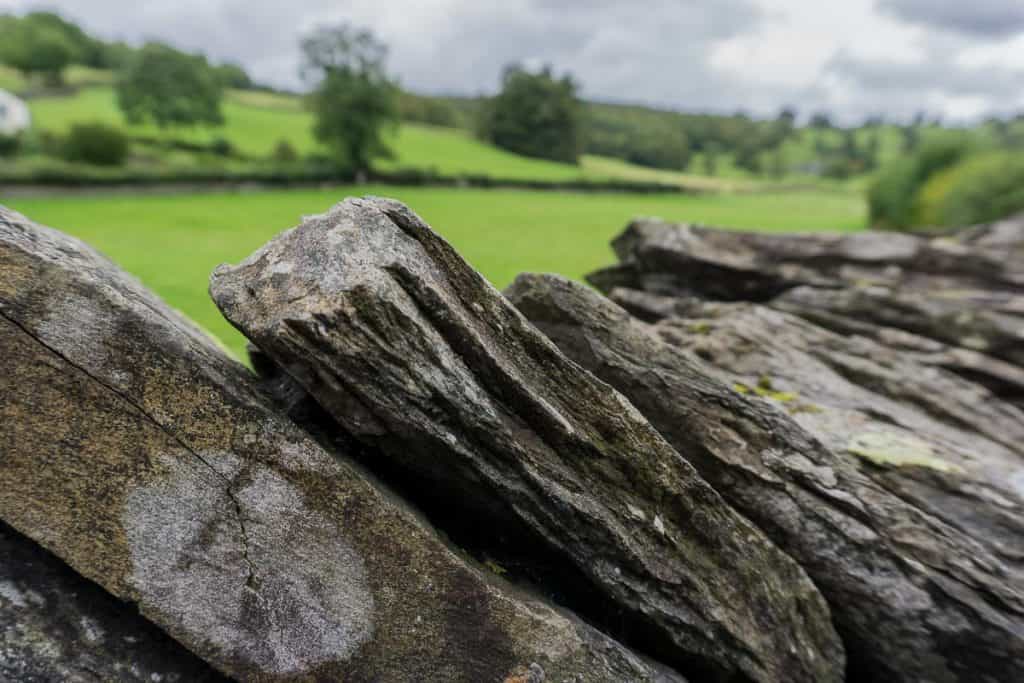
[
  {"xmin": 483, "ymin": 558, "xmax": 508, "ymax": 576},
  {"xmin": 847, "ymin": 432, "xmax": 964, "ymax": 474},
  {"xmin": 687, "ymin": 321, "xmax": 712, "ymax": 334},
  {"xmin": 734, "ymin": 378, "xmax": 798, "ymax": 403}
]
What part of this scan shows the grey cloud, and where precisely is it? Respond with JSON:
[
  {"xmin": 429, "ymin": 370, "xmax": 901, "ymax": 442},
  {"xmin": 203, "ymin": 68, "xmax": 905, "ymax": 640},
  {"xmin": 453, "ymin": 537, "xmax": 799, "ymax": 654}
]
[
  {"xmin": 878, "ymin": 0, "xmax": 1024, "ymax": 38},
  {"xmin": 5, "ymin": 0, "xmax": 766, "ymax": 109},
  {"xmin": 4, "ymin": 0, "xmax": 1022, "ymax": 120},
  {"xmin": 820, "ymin": 49, "xmax": 1024, "ymax": 120}
]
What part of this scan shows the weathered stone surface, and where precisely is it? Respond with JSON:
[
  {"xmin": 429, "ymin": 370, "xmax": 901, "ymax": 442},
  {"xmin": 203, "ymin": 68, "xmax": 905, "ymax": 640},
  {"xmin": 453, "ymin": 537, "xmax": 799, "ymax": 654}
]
[
  {"xmin": 0, "ymin": 204, "xmax": 687, "ymax": 683},
  {"xmin": 0, "ymin": 520, "xmax": 225, "ymax": 683},
  {"xmin": 590, "ymin": 214, "xmax": 1024, "ymax": 299},
  {"xmin": 588, "ymin": 215, "xmax": 1024, "ymax": 398},
  {"xmin": 506, "ymin": 272, "xmax": 1024, "ymax": 683},
  {"xmin": 210, "ymin": 197, "xmax": 845, "ymax": 683}
]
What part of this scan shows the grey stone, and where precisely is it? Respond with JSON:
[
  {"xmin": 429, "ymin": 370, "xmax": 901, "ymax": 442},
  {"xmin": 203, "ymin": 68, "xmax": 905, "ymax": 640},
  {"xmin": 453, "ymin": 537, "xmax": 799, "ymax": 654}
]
[
  {"xmin": 0, "ymin": 204, "xmax": 685, "ymax": 683},
  {"xmin": 210, "ymin": 196, "xmax": 845, "ymax": 683},
  {"xmin": 507, "ymin": 272, "xmax": 1024, "ymax": 683},
  {"xmin": 0, "ymin": 520, "xmax": 225, "ymax": 683}
]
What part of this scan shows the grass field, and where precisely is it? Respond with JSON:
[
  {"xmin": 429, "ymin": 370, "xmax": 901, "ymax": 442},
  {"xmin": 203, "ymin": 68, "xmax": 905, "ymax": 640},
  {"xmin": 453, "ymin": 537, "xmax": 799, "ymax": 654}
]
[
  {"xmin": 24, "ymin": 86, "xmax": 762, "ymax": 189},
  {"xmin": 4, "ymin": 186, "xmax": 865, "ymax": 360}
]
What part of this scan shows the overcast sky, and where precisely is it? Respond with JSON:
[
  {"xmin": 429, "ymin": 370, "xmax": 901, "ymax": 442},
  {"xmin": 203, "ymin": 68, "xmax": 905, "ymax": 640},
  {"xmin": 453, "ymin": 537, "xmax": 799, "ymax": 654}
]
[{"xmin": 3, "ymin": 0, "xmax": 1023, "ymax": 122}]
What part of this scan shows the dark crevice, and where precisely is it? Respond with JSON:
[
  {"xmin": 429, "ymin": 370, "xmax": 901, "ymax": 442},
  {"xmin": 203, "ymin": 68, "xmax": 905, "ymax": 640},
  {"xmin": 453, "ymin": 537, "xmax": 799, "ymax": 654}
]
[{"xmin": 0, "ymin": 309, "xmax": 260, "ymax": 591}]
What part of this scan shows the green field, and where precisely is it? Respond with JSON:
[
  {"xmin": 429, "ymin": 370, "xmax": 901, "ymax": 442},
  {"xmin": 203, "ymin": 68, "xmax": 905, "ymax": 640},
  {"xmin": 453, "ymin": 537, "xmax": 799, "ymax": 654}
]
[
  {"xmin": 4, "ymin": 186, "xmax": 865, "ymax": 360},
  {"xmin": 23, "ymin": 85, "xmax": 761, "ymax": 189}
]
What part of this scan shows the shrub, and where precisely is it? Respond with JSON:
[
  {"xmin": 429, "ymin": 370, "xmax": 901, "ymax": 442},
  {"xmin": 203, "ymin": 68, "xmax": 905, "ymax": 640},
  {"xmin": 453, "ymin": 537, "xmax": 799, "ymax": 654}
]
[
  {"xmin": 62, "ymin": 122, "xmax": 129, "ymax": 166},
  {"xmin": 868, "ymin": 136, "xmax": 970, "ymax": 229},
  {"xmin": 209, "ymin": 137, "xmax": 234, "ymax": 157},
  {"xmin": 272, "ymin": 139, "xmax": 298, "ymax": 163},
  {"xmin": 0, "ymin": 133, "xmax": 20, "ymax": 157},
  {"xmin": 931, "ymin": 152, "xmax": 1024, "ymax": 227}
]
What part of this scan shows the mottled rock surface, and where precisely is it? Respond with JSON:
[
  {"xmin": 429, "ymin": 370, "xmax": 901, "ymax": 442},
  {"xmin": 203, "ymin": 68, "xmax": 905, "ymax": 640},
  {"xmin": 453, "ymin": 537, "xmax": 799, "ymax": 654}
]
[
  {"xmin": 589, "ymin": 215, "xmax": 1024, "ymax": 405},
  {"xmin": 0, "ymin": 520, "xmax": 225, "ymax": 683},
  {"xmin": 210, "ymin": 197, "xmax": 844, "ymax": 683},
  {"xmin": 0, "ymin": 204, "xmax": 686, "ymax": 683},
  {"xmin": 507, "ymin": 273, "xmax": 1024, "ymax": 683}
]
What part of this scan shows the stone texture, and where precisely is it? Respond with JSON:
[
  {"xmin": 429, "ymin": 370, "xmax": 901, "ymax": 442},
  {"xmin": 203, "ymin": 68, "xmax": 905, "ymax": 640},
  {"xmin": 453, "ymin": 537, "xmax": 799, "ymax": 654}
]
[
  {"xmin": 506, "ymin": 272, "xmax": 1024, "ymax": 683},
  {"xmin": 588, "ymin": 215, "xmax": 1024, "ymax": 404},
  {"xmin": 0, "ymin": 204, "xmax": 685, "ymax": 683},
  {"xmin": 0, "ymin": 520, "xmax": 225, "ymax": 683},
  {"xmin": 210, "ymin": 196, "xmax": 845, "ymax": 683}
]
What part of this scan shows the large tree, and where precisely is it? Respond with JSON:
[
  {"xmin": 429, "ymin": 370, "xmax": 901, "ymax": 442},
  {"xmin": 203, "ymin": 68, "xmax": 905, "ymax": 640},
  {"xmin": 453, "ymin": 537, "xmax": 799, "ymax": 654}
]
[
  {"xmin": 480, "ymin": 65, "xmax": 582, "ymax": 164},
  {"xmin": 301, "ymin": 24, "xmax": 398, "ymax": 172},
  {"xmin": 116, "ymin": 43, "xmax": 224, "ymax": 129},
  {"xmin": 0, "ymin": 12, "xmax": 78, "ymax": 86}
]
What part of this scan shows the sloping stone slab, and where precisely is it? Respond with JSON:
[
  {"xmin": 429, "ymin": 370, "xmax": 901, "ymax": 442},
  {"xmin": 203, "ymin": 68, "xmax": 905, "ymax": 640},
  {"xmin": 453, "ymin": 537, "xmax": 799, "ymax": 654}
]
[
  {"xmin": 506, "ymin": 273, "xmax": 1024, "ymax": 683},
  {"xmin": 210, "ymin": 196, "xmax": 844, "ymax": 683},
  {"xmin": 0, "ymin": 205, "xmax": 684, "ymax": 683}
]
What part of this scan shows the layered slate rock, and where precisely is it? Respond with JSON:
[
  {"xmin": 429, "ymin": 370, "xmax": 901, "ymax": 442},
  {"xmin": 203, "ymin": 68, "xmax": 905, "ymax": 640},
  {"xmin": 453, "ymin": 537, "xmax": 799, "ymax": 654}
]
[
  {"xmin": 588, "ymin": 215, "xmax": 1024, "ymax": 404},
  {"xmin": 506, "ymin": 272, "xmax": 1024, "ymax": 683},
  {"xmin": 0, "ymin": 520, "xmax": 225, "ymax": 683},
  {"xmin": 0, "ymin": 205, "xmax": 686, "ymax": 683},
  {"xmin": 210, "ymin": 197, "xmax": 845, "ymax": 683}
]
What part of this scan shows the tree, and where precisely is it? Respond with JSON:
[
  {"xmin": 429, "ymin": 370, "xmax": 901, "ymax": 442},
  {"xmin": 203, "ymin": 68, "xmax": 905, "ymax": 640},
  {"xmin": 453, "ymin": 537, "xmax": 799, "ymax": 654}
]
[
  {"xmin": 301, "ymin": 24, "xmax": 398, "ymax": 172},
  {"xmin": 734, "ymin": 142, "xmax": 763, "ymax": 175},
  {"xmin": 703, "ymin": 142, "xmax": 720, "ymax": 176},
  {"xmin": 809, "ymin": 112, "xmax": 833, "ymax": 130},
  {"xmin": 214, "ymin": 63, "xmax": 252, "ymax": 90},
  {"xmin": 0, "ymin": 13, "xmax": 77, "ymax": 86},
  {"xmin": 479, "ymin": 64, "xmax": 582, "ymax": 164},
  {"xmin": 116, "ymin": 43, "xmax": 224, "ymax": 128}
]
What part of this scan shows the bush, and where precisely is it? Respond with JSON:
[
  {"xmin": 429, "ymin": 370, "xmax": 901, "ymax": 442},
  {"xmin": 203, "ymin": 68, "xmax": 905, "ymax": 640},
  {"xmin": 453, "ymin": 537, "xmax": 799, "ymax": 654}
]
[
  {"xmin": 209, "ymin": 137, "xmax": 234, "ymax": 157},
  {"xmin": 0, "ymin": 133, "xmax": 20, "ymax": 157},
  {"xmin": 928, "ymin": 152, "xmax": 1024, "ymax": 227},
  {"xmin": 868, "ymin": 136, "xmax": 970, "ymax": 229},
  {"xmin": 272, "ymin": 139, "xmax": 298, "ymax": 163},
  {"xmin": 62, "ymin": 122, "xmax": 129, "ymax": 166}
]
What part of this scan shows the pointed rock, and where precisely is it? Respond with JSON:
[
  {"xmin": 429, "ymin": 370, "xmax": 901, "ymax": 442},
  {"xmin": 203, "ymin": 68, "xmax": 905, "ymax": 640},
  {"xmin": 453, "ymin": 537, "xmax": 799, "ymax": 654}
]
[
  {"xmin": 210, "ymin": 196, "xmax": 845, "ymax": 683},
  {"xmin": 0, "ymin": 205, "xmax": 685, "ymax": 683}
]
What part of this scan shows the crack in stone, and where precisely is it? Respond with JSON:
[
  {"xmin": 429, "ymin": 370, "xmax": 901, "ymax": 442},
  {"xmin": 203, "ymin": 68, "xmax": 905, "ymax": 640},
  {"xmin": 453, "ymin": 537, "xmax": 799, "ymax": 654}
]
[{"xmin": 0, "ymin": 308, "xmax": 260, "ymax": 590}]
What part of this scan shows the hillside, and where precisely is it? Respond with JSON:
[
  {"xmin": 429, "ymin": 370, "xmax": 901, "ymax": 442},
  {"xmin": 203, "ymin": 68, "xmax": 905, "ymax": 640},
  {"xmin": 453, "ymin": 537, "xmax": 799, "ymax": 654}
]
[{"xmin": 12, "ymin": 85, "xmax": 764, "ymax": 190}]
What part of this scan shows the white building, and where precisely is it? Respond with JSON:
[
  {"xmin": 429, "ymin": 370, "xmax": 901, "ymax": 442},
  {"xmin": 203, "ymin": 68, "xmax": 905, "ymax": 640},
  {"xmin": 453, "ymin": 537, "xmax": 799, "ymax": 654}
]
[{"xmin": 0, "ymin": 90, "xmax": 31, "ymax": 136}]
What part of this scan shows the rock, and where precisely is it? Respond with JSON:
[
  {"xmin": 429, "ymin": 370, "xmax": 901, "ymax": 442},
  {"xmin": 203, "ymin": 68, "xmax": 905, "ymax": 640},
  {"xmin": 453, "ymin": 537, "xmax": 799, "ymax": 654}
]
[
  {"xmin": 0, "ymin": 520, "xmax": 225, "ymax": 683},
  {"xmin": 0, "ymin": 204, "xmax": 686, "ymax": 683},
  {"xmin": 506, "ymin": 272, "xmax": 1024, "ymax": 683},
  {"xmin": 210, "ymin": 197, "xmax": 845, "ymax": 683},
  {"xmin": 587, "ymin": 216, "xmax": 1024, "ymax": 398},
  {"xmin": 590, "ymin": 215, "xmax": 1024, "ymax": 300}
]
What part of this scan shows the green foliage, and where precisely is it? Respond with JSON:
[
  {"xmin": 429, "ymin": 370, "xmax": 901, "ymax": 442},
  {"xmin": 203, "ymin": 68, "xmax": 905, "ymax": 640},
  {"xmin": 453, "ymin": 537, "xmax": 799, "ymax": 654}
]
[
  {"xmin": 586, "ymin": 105, "xmax": 690, "ymax": 170},
  {"xmin": 398, "ymin": 91, "xmax": 460, "ymax": 127},
  {"xmin": 62, "ymin": 122, "xmax": 129, "ymax": 166},
  {"xmin": 301, "ymin": 24, "xmax": 398, "ymax": 172},
  {"xmin": 214, "ymin": 63, "xmax": 252, "ymax": 90},
  {"xmin": 868, "ymin": 136, "xmax": 970, "ymax": 229},
  {"xmin": 921, "ymin": 152, "xmax": 1024, "ymax": 227},
  {"xmin": 209, "ymin": 137, "xmax": 234, "ymax": 157},
  {"xmin": 478, "ymin": 65, "xmax": 583, "ymax": 164},
  {"xmin": 272, "ymin": 139, "xmax": 298, "ymax": 163},
  {"xmin": 0, "ymin": 12, "xmax": 78, "ymax": 85},
  {"xmin": 0, "ymin": 132, "xmax": 20, "ymax": 157},
  {"xmin": 117, "ymin": 43, "xmax": 224, "ymax": 129}
]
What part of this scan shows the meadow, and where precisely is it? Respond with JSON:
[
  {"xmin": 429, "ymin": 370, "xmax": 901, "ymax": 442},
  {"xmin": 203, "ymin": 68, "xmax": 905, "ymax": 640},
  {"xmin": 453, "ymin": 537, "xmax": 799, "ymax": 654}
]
[
  {"xmin": 22, "ymin": 86, "xmax": 765, "ymax": 189},
  {"xmin": 5, "ymin": 186, "xmax": 866, "ymax": 360}
]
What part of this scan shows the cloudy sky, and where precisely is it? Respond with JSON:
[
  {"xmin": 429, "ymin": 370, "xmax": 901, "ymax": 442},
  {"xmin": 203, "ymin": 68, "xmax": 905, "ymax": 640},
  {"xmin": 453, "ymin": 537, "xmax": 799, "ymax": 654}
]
[{"xmin": 3, "ymin": 0, "xmax": 1024, "ymax": 122}]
